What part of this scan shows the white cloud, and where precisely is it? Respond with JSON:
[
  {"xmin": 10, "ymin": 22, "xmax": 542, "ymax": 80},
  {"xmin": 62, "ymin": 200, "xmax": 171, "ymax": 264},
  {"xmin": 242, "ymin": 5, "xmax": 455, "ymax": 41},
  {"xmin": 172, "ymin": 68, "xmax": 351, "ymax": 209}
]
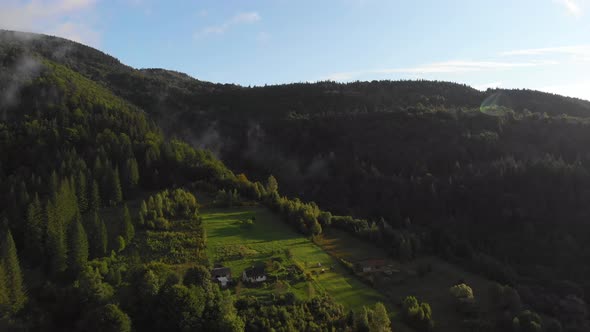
[
  {"xmin": 49, "ymin": 21, "xmax": 100, "ymax": 46},
  {"xmin": 554, "ymin": 0, "xmax": 584, "ymax": 16},
  {"xmin": 323, "ymin": 72, "xmax": 356, "ymax": 81},
  {"xmin": 502, "ymin": 45, "xmax": 590, "ymax": 57},
  {"xmin": 541, "ymin": 80, "xmax": 590, "ymax": 101},
  {"xmin": 195, "ymin": 11, "xmax": 261, "ymax": 38},
  {"xmin": 231, "ymin": 12, "xmax": 261, "ymax": 24},
  {"xmin": 0, "ymin": 0, "xmax": 100, "ymax": 46},
  {"xmin": 375, "ymin": 60, "xmax": 555, "ymax": 74},
  {"xmin": 256, "ymin": 31, "xmax": 271, "ymax": 44},
  {"xmin": 322, "ymin": 59, "xmax": 556, "ymax": 81}
]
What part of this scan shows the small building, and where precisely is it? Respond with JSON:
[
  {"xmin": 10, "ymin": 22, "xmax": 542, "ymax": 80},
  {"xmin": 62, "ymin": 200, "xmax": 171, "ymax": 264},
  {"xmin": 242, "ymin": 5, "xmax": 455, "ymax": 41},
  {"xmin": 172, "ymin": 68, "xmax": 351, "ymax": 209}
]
[
  {"xmin": 242, "ymin": 266, "xmax": 267, "ymax": 283},
  {"xmin": 211, "ymin": 267, "xmax": 232, "ymax": 288},
  {"xmin": 356, "ymin": 259, "xmax": 387, "ymax": 273}
]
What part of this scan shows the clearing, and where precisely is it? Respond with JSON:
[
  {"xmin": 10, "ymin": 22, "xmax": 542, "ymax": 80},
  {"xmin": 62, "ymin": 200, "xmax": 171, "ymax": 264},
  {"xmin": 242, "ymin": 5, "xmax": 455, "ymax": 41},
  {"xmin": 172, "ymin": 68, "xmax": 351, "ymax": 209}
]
[{"xmin": 202, "ymin": 206, "xmax": 385, "ymax": 311}]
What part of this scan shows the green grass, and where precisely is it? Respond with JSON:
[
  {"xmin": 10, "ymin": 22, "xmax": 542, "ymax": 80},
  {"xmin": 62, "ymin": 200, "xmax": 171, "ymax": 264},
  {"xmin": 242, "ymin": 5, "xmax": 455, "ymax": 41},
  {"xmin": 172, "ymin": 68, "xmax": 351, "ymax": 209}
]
[
  {"xmin": 203, "ymin": 206, "xmax": 384, "ymax": 310},
  {"xmin": 320, "ymin": 230, "xmax": 497, "ymax": 332},
  {"xmin": 320, "ymin": 229, "xmax": 388, "ymax": 262}
]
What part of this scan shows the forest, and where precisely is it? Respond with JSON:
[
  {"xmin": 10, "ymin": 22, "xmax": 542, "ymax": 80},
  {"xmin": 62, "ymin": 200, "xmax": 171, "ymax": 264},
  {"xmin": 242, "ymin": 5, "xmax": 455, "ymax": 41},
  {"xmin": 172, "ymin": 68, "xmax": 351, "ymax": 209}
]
[{"xmin": 1, "ymin": 29, "xmax": 590, "ymax": 331}]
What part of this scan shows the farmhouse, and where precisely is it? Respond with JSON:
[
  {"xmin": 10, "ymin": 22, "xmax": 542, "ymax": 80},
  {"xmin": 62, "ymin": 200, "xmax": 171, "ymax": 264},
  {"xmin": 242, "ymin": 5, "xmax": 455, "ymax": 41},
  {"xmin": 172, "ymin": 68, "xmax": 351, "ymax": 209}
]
[
  {"xmin": 242, "ymin": 266, "xmax": 267, "ymax": 283},
  {"xmin": 211, "ymin": 266, "xmax": 232, "ymax": 288},
  {"xmin": 356, "ymin": 259, "xmax": 387, "ymax": 273}
]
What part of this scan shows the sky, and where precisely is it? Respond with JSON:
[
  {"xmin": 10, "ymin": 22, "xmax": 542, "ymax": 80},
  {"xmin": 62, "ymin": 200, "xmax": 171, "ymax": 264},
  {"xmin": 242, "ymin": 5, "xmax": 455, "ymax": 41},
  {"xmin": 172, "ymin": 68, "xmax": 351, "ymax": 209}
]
[{"xmin": 0, "ymin": 0, "xmax": 589, "ymax": 100}]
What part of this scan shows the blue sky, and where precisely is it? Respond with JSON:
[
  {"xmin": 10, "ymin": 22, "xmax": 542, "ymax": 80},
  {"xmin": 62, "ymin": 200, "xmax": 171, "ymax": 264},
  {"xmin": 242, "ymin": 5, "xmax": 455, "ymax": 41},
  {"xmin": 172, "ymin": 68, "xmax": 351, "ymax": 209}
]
[{"xmin": 1, "ymin": 0, "xmax": 589, "ymax": 100}]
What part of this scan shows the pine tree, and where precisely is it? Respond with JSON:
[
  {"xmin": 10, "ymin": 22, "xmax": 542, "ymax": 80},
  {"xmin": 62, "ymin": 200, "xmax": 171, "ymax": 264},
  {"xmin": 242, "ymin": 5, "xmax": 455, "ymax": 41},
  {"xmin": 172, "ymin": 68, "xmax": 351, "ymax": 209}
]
[
  {"xmin": 138, "ymin": 200, "xmax": 147, "ymax": 227},
  {"xmin": 88, "ymin": 212, "xmax": 108, "ymax": 258},
  {"xmin": 24, "ymin": 194, "xmax": 44, "ymax": 262},
  {"xmin": 266, "ymin": 175, "xmax": 279, "ymax": 195},
  {"xmin": 155, "ymin": 194, "xmax": 163, "ymax": 217},
  {"xmin": 67, "ymin": 215, "xmax": 89, "ymax": 276},
  {"xmin": 121, "ymin": 204, "xmax": 135, "ymax": 243},
  {"xmin": 100, "ymin": 219, "xmax": 108, "ymax": 252},
  {"xmin": 17, "ymin": 180, "xmax": 29, "ymax": 207},
  {"xmin": 93, "ymin": 156, "xmax": 104, "ymax": 182},
  {"xmin": 110, "ymin": 167, "xmax": 123, "ymax": 205},
  {"xmin": 370, "ymin": 302, "xmax": 391, "ymax": 332},
  {"xmin": 0, "ymin": 262, "xmax": 9, "ymax": 310},
  {"xmin": 354, "ymin": 307, "xmax": 370, "ymax": 332},
  {"xmin": 76, "ymin": 171, "xmax": 88, "ymax": 213},
  {"xmin": 1, "ymin": 230, "xmax": 26, "ymax": 312},
  {"xmin": 90, "ymin": 180, "xmax": 101, "ymax": 212},
  {"xmin": 49, "ymin": 170, "xmax": 59, "ymax": 199},
  {"xmin": 116, "ymin": 236, "xmax": 126, "ymax": 253},
  {"xmin": 124, "ymin": 158, "xmax": 140, "ymax": 190},
  {"xmin": 55, "ymin": 179, "xmax": 79, "ymax": 227},
  {"xmin": 46, "ymin": 201, "xmax": 67, "ymax": 276}
]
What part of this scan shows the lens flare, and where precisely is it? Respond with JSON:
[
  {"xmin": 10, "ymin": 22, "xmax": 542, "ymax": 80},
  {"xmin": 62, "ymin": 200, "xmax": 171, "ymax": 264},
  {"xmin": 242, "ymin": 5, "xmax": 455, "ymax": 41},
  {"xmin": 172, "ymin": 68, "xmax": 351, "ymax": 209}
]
[{"xmin": 480, "ymin": 92, "xmax": 513, "ymax": 116}]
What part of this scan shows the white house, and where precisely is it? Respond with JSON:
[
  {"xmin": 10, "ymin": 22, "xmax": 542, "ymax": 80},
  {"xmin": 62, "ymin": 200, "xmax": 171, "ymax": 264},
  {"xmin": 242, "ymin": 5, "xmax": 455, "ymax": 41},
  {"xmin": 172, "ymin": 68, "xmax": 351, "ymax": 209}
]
[
  {"xmin": 216, "ymin": 276, "xmax": 229, "ymax": 287},
  {"xmin": 211, "ymin": 266, "xmax": 232, "ymax": 288},
  {"xmin": 242, "ymin": 266, "xmax": 267, "ymax": 283}
]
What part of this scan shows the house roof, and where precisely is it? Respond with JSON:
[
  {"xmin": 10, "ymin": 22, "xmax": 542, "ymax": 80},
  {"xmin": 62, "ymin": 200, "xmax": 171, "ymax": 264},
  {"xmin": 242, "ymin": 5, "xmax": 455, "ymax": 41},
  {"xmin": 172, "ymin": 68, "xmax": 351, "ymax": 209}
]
[
  {"xmin": 212, "ymin": 267, "xmax": 231, "ymax": 276},
  {"xmin": 244, "ymin": 266, "xmax": 266, "ymax": 278}
]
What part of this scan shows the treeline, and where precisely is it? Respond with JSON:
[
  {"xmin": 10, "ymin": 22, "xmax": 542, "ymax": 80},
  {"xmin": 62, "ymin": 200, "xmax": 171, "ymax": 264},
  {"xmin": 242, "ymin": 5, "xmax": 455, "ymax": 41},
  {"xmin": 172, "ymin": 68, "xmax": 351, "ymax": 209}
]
[
  {"xmin": 236, "ymin": 296, "xmax": 390, "ymax": 332},
  {"xmin": 138, "ymin": 188, "xmax": 200, "ymax": 230}
]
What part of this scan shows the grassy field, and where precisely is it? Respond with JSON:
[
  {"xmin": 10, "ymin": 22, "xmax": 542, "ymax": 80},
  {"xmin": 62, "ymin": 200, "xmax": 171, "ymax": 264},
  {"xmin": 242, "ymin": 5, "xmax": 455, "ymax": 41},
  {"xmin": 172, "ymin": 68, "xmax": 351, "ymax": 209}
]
[
  {"xmin": 320, "ymin": 230, "xmax": 498, "ymax": 332},
  {"xmin": 202, "ymin": 206, "xmax": 385, "ymax": 310},
  {"xmin": 319, "ymin": 229, "xmax": 388, "ymax": 262}
]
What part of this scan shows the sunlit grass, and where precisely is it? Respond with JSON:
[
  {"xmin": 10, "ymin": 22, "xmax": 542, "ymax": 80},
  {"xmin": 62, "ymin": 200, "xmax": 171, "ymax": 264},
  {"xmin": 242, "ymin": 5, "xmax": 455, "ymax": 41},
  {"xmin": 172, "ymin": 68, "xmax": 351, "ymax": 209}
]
[{"xmin": 202, "ymin": 206, "xmax": 385, "ymax": 310}]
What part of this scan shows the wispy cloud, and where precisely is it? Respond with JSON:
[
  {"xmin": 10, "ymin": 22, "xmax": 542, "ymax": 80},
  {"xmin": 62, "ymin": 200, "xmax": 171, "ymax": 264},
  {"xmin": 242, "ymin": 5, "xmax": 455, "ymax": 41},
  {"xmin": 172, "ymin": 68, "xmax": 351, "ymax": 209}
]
[
  {"xmin": 502, "ymin": 45, "xmax": 590, "ymax": 57},
  {"xmin": 322, "ymin": 59, "xmax": 556, "ymax": 81},
  {"xmin": 541, "ymin": 80, "xmax": 590, "ymax": 101},
  {"xmin": 554, "ymin": 0, "xmax": 584, "ymax": 16},
  {"xmin": 0, "ymin": 0, "xmax": 100, "ymax": 46},
  {"xmin": 195, "ymin": 11, "xmax": 261, "ymax": 38},
  {"xmin": 376, "ymin": 60, "xmax": 555, "ymax": 74},
  {"xmin": 256, "ymin": 31, "xmax": 271, "ymax": 44}
]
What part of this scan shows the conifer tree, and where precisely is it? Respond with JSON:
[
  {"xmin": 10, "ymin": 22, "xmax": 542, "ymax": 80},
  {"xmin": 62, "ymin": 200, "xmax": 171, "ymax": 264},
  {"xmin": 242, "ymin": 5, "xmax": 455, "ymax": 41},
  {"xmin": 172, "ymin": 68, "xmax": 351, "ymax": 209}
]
[
  {"xmin": 100, "ymin": 219, "xmax": 108, "ymax": 252},
  {"xmin": 124, "ymin": 158, "xmax": 140, "ymax": 190},
  {"xmin": 93, "ymin": 156, "xmax": 104, "ymax": 182},
  {"xmin": 24, "ymin": 194, "xmax": 44, "ymax": 262},
  {"xmin": 49, "ymin": 170, "xmax": 59, "ymax": 199},
  {"xmin": 67, "ymin": 215, "xmax": 89, "ymax": 276},
  {"xmin": 90, "ymin": 180, "xmax": 101, "ymax": 212},
  {"xmin": 138, "ymin": 200, "xmax": 147, "ymax": 227},
  {"xmin": 111, "ymin": 167, "xmax": 123, "ymax": 205},
  {"xmin": 1, "ymin": 230, "xmax": 26, "ymax": 312},
  {"xmin": 76, "ymin": 171, "xmax": 88, "ymax": 213},
  {"xmin": 88, "ymin": 212, "xmax": 108, "ymax": 258},
  {"xmin": 121, "ymin": 204, "xmax": 135, "ymax": 243},
  {"xmin": 266, "ymin": 175, "xmax": 279, "ymax": 195},
  {"xmin": 46, "ymin": 201, "xmax": 67, "ymax": 276},
  {"xmin": 370, "ymin": 302, "xmax": 391, "ymax": 332},
  {"xmin": 0, "ymin": 262, "xmax": 9, "ymax": 310},
  {"xmin": 17, "ymin": 180, "xmax": 29, "ymax": 207},
  {"xmin": 55, "ymin": 179, "xmax": 79, "ymax": 227}
]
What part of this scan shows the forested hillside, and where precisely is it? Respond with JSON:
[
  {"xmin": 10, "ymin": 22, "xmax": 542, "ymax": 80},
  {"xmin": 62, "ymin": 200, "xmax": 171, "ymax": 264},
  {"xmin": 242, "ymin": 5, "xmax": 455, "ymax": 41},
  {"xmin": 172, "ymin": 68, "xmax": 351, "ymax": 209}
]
[
  {"xmin": 0, "ymin": 36, "xmax": 384, "ymax": 331},
  {"xmin": 2, "ymin": 30, "xmax": 590, "ymax": 331}
]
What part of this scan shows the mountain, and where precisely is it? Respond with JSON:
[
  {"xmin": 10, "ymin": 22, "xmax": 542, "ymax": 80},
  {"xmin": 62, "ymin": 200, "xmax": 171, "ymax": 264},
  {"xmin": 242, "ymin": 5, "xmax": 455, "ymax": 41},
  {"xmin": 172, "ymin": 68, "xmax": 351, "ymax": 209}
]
[
  {"xmin": 2, "ymin": 30, "xmax": 590, "ymax": 331},
  {"xmin": 0, "ymin": 31, "xmax": 371, "ymax": 331}
]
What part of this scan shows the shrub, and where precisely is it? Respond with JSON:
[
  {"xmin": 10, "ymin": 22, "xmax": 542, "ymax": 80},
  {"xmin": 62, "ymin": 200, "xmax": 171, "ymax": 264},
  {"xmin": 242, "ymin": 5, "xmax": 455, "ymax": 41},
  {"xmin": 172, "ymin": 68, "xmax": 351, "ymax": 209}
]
[{"xmin": 450, "ymin": 283, "xmax": 474, "ymax": 299}]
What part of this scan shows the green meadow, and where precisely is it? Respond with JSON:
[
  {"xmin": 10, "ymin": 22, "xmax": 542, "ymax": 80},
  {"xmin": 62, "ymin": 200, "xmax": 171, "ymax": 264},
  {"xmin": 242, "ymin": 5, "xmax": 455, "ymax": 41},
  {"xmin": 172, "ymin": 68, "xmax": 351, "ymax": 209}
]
[{"xmin": 202, "ymin": 206, "xmax": 384, "ymax": 310}]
